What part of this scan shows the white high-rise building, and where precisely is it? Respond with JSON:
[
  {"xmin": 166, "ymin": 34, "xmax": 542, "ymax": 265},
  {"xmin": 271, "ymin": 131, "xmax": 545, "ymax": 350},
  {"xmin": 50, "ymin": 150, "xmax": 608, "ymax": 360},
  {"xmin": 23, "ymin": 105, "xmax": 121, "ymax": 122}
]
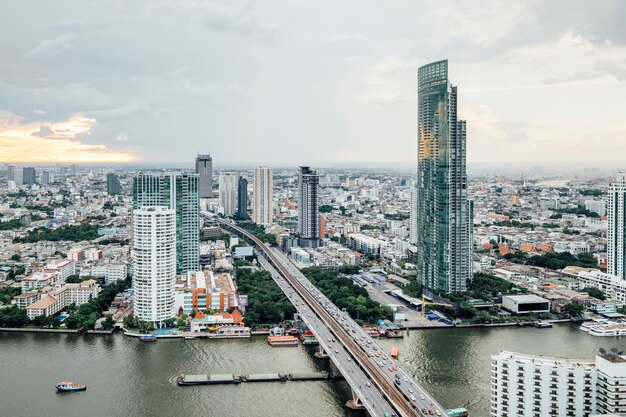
[
  {"xmin": 253, "ymin": 166, "xmax": 273, "ymax": 225},
  {"xmin": 219, "ymin": 172, "xmax": 239, "ymax": 217},
  {"xmin": 491, "ymin": 351, "xmax": 626, "ymax": 417},
  {"xmin": 132, "ymin": 206, "xmax": 176, "ymax": 327},
  {"xmin": 608, "ymin": 172, "xmax": 626, "ymax": 280},
  {"xmin": 409, "ymin": 186, "xmax": 418, "ymax": 244}
]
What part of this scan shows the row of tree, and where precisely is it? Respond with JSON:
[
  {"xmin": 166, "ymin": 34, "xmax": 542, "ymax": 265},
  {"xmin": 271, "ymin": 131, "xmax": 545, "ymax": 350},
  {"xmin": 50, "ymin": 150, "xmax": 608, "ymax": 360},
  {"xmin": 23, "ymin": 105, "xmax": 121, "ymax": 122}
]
[{"xmin": 13, "ymin": 223, "xmax": 100, "ymax": 243}]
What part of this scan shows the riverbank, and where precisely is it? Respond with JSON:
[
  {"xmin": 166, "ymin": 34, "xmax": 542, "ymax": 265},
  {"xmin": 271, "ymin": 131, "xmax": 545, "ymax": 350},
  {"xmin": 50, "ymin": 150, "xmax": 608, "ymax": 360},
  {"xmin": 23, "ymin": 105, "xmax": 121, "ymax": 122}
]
[
  {"xmin": 0, "ymin": 327, "xmax": 113, "ymax": 335},
  {"xmin": 454, "ymin": 318, "xmax": 573, "ymax": 328}
]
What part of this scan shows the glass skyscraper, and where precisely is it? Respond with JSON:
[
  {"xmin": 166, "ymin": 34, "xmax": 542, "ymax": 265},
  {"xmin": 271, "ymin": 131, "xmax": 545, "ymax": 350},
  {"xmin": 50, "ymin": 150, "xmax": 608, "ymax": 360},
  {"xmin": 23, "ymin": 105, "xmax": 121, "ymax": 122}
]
[
  {"xmin": 133, "ymin": 172, "xmax": 199, "ymax": 274},
  {"xmin": 415, "ymin": 60, "xmax": 471, "ymax": 293}
]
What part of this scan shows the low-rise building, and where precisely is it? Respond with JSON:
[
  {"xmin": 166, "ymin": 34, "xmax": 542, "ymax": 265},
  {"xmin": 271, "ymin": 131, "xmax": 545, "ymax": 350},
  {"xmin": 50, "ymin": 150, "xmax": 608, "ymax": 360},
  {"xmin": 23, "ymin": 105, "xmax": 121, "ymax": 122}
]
[
  {"xmin": 174, "ymin": 270, "xmax": 238, "ymax": 314},
  {"xmin": 44, "ymin": 259, "xmax": 75, "ymax": 281},
  {"xmin": 501, "ymin": 294, "xmax": 550, "ymax": 314},
  {"xmin": 25, "ymin": 279, "xmax": 100, "ymax": 319}
]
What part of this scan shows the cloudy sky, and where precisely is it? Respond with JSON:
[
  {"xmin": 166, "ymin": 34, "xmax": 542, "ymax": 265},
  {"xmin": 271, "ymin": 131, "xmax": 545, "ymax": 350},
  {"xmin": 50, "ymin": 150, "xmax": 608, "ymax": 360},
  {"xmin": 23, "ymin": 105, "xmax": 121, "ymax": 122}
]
[{"xmin": 1, "ymin": 0, "xmax": 625, "ymax": 168}]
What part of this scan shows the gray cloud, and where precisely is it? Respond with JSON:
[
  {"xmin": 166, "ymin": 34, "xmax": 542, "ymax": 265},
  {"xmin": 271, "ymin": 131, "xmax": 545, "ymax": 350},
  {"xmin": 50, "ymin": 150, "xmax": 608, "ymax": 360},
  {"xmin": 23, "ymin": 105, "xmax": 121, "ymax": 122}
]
[
  {"xmin": 25, "ymin": 33, "xmax": 76, "ymax": 58},
  {"xmin": 31, "ymin": 125, "xmax": 55, "ymax": 137},
  {"xmin": 542, "ymin": 71, "xmax": 605, "ymax": 85},
  {"xmin": 595, "ymin": 60, "xmax": 626, "ymax": 81}
]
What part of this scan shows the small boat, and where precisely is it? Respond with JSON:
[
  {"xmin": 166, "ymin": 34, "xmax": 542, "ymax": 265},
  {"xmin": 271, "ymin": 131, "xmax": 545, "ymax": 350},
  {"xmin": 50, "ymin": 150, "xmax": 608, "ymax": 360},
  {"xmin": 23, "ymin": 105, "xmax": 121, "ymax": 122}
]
[
  {"xmin": 140, "ymin": 334, "xmax": 157, "ymax": 342},
  {"xmin": 534, "ymin": 322, "xmax": 552, "ymax": 328},
  {"xmin": 55, "ymin": 381, "xmax": 87, "ymax": 392}
]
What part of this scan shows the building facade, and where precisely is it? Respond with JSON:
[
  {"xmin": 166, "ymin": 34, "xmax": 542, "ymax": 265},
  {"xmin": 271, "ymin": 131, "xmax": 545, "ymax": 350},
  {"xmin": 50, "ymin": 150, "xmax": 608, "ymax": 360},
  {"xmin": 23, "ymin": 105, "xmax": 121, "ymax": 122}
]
[
  {"xmin": 218, "ymin": 172, "xmax": 239, "ymax": 217},
  {"xmin": 132, "ymin": 206, "xmax": 176, "ymax": 326},
  {"xmin": 253, "ymin": 166, "xmax": 273, "ymax": 225},
  {"xmin": 195, "ymin": 153, "xmax": 213, "ymax": 198},
  {"xmin": 133, "ymin": 172, "xmax": 199, "ymax": 274},
  {"xmin": 607, "ymin": 172, "xmax": 626, "ymax": 280},
  {"xmin": 491, "ymin": 350, "xmax": 626, "ymax": 417},
  {"xmin": 298, "ymin": 166, "xmax": 320, "ymax": 248},
  {"xmin": 415, "ymin": 59, "xmax": 471, "ymax": 293},
  {"xmin": 107, "ymin": 173, "xmax": 121, "ymax": 195},
  {"xmin": 236, "ymin": 176, "xmax": 248, "ymax": 220},
  {"xmin": 22, "ymin": 167, "xmax": 36, "ymax": 185}
]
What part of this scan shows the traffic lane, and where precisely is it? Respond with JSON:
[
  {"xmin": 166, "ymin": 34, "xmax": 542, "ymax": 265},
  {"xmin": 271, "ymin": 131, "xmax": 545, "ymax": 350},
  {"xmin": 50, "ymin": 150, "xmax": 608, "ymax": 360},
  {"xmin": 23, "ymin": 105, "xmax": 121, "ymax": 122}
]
[{"xmin": 256, "ymin": 257, "xmax": 395, "ymax": 415}]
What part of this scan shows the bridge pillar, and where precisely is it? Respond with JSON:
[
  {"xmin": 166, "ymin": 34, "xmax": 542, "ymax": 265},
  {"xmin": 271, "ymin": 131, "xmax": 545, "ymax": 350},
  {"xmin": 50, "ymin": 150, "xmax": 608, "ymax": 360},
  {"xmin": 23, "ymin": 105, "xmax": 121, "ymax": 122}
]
[
  {"xmin": 314, "ymin": 344, "xmax": 329, "ymax": 359},
  {"xmin": 345, "ymin": 389, "xmax": 365, "ymax": 410}
]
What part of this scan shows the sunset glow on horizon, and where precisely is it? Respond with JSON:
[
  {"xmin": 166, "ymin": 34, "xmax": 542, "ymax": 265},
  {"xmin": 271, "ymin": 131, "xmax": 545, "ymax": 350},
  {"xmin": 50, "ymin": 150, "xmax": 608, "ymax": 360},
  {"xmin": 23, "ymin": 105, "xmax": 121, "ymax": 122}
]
[{"xmin": 0, "ymin": 111, "xmax": 136, "ymax": 163}]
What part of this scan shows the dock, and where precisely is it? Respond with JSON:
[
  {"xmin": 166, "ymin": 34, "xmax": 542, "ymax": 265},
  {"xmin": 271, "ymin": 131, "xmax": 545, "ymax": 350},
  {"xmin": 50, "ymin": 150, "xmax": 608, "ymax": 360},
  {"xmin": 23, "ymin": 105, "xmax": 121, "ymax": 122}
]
[{"xmin": 177, "ymin": 371, "xmax": 343, "ymax": 386}]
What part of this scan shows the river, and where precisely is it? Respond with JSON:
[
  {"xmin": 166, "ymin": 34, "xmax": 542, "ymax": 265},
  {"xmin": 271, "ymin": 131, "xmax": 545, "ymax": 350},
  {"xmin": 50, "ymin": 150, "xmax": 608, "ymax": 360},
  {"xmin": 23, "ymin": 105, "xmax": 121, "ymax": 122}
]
[{"xmin": 2, "ymin": 323, "xmax": 626, "ymax": 417}]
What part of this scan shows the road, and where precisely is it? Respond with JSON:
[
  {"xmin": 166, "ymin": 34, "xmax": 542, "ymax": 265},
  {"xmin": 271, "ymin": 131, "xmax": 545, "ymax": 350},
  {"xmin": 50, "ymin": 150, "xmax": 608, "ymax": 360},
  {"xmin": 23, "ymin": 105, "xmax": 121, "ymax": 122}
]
[
  {"xmin": 257, "ymin": 256, "xmax": 395, "ymax": 415},
  {"xmin": 208, "ymin": 215, "xmax": 450, "ymax": 417}
]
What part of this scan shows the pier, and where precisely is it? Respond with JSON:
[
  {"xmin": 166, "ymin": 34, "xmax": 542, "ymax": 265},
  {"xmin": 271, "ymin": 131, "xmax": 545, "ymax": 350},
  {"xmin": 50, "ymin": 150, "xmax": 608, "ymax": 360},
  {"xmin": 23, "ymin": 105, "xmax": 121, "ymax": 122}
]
[{"xmin": 177, "ymin": 371, "xmax": 343, "ymax": 386}]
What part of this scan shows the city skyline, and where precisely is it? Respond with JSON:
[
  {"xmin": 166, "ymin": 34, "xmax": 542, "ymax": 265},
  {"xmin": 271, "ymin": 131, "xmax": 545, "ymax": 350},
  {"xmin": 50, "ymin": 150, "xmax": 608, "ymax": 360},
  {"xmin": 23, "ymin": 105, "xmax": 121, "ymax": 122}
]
[{"xmin": 1, "ymin": 1, "xmax": 625, "ymax": 166}]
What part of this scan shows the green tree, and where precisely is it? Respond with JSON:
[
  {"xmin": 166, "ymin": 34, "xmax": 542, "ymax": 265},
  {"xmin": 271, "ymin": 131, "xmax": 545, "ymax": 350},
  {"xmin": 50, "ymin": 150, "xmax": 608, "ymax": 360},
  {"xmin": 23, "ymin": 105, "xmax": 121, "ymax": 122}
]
[
  {"xmin": 562, "ymin": 303, "xmax": 585, "ymax": 317},
  {"xmin": 102, "ymin": 314, "xmax": 116, "ymax": 330},
  {"xmin": 581, "ymin": 287, "xmax": 606, "ymax": 300}
]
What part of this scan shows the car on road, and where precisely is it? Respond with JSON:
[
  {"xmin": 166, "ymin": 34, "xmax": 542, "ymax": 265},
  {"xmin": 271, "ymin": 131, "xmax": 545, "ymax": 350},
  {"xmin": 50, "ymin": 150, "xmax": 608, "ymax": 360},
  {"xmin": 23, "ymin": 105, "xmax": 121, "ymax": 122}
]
[
  {"xmin": 428, "ymin": 410, "xmax": 434, "ymax": 415},
  {"xmin": 420, "ymin": 395, "xmax": 425, "ymax": 400},
  {"xmin": 410, "ymin": 395, "xmax": 416, "ymax": 401},
  {"xmin": 334, "ymin": 349, "xmax": 339, "ymax": 353},
  {"xmin": 366, "ymin": 382, "xmax": 371, "ymax": 387},
  {"xmin": 408, "ymin": 388, "xmax": 413, "ymax": 393},
  {"xmin": 435, "ymin": 411, "xmax": 441, "ymax": 416},
  {"xmin": 403, "ymin": 377, "xmax": 408, "ymax": 382}
]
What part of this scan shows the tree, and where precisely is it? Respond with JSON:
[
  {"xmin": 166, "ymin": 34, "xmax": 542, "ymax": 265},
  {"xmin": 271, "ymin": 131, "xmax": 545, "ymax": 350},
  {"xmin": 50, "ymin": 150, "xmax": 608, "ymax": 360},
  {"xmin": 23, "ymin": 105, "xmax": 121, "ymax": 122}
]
[
  {"xmin": 10, "ymin": 254, "xmax": 21, "ymax": 261},
  {"xmin": 102, "ymin": 314, "xmax": 116, "ymax": 330},
  {"xmin": 562, "ymin": 303, "xmax": 585, "ymax": 317},
  {"xmin": 581, "ymin": 287, "xmax": 606, "ymax": 301}
]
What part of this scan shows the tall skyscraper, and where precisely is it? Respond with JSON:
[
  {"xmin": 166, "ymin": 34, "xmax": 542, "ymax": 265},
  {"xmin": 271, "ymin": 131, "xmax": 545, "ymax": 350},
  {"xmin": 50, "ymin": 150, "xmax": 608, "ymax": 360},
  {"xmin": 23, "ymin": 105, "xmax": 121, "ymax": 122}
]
[
  {"xmin": 195, "ymin": 154, "xmax": 213, "ymax": 198},
  {"xmin": 22, "ymin": 167, "xmax": 36, "ymax": 185},
  {"xmin": 133, "ymin": 173, "xmax": 199, "ymax": 274},
  {"xmin": 132, "ymin": 206, "xmax": 176, "ymax": 326},
  {"xmin": 607, "ymin": 172, "xmax": 626, "ymax": 280},
  {"xmin": 298, "ymin": 166, "xmax": 320, "ymax": 248},
  {"xmin": 253, "ymin": 166, "xmax": 273, "ymax": 225},
  {"xmin": 415, "ymin": 60, "xmax": 471, "ymax": 293},
  {"xmin": 236, "ymin": 176, "xmax": 249, "ymax": 220},
  {"xmin": 107, "ymin": 173, "xmax": 121, "ymax": 196},
  {"xmin": 218, "ymin": 172, "xmax": 239, "ymax": 217}
]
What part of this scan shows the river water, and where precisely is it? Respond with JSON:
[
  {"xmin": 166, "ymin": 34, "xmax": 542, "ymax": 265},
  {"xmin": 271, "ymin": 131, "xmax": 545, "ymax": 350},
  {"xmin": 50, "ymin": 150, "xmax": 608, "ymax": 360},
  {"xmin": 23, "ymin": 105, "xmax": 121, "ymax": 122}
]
[{"xmin": 2, "ymin": 323, "xmax": 626, "ymax": 417}]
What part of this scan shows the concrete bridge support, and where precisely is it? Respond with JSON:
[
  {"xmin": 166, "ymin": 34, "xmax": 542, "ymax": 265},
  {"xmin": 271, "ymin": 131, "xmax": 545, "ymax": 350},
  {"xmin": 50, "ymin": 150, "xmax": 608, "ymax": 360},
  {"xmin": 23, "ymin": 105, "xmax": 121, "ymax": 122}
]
[
  {"xmin": 314, "ymin": 344, "xmax": 329, "ymax": 359},
  {"xmin": 345, "ymin": 390, "xmax": 365, "ymax": 410}
]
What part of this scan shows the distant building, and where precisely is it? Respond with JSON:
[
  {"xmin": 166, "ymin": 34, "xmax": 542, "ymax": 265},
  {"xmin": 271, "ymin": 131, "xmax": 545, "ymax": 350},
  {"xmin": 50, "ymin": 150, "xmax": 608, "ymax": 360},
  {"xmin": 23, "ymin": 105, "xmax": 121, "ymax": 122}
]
[
  {"xmin": 415, "ymin": 59, "xmax": 471, "ymax": 293},
  {"xmin": 491, "ymin": 350, "xmax": 626, "ymax": 417},
  {"xmin": 22, "ymin": 167, "xmax": 36, "ymax": 185},
  {"xmin": 298, "ymin": 166, "xmax": 320, "ymax": 248},
  {"xmin": 195, "ymin": 153, "xmax": 213, "ymax": 198},
  {"xmin": 132, "ymin": 206, "xmax": 176, "ymax": 326},
  {"xmin": 253, "ymin": 166, "xmax": 273, "ymax": 225},
  {"xmin": 107, "ymin": 173, "xmax": 121, "ymax": 195},
  {"xmin": 585, "ymin": 199, "xmax": 607, "ymax": 216},
  {"xmin": 41, "ymin": 170, "xmax": 53, "ymax": 185},
  {"xmin": 7, "ymin": 165, "xmax": 16, "ymax": 182},
  {"xmin": 236, "ymin": 176, "xmax": 248, "ymax": 220},
  {"xmin": 218, "ymin": 172, "xmax": 239, "ymax": 217},
  {"xmin": 607, "ymin": 172, "xmax": 626, "ymax": 280},
  {"xmin": 133, "ymin": 172, "xmax": 199, "ymax": 274}
]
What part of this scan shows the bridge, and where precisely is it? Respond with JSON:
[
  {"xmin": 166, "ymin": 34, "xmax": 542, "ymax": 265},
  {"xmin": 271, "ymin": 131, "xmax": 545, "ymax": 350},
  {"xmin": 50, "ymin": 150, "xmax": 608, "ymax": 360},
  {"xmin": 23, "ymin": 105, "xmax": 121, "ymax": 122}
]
[{"xmin": 203, "ymin": 213, "xmax": 450, "ymax": 417}]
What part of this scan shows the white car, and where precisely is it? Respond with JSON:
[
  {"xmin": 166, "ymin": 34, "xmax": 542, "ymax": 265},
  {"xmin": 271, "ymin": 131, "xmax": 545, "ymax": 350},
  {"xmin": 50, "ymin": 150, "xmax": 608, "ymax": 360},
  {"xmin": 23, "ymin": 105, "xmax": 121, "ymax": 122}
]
[{"xmin": 410, "ymin": 395, "xmax": 416, "ymax": 401}]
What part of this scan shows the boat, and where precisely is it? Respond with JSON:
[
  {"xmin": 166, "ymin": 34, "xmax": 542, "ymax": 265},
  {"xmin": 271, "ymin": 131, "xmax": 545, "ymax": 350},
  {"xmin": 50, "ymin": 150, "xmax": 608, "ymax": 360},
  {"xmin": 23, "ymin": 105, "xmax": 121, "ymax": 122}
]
[
  {"xmin": 140, "ymin": 334, "xmax": 157, "ymax": 342},
  {"xmin": 390, "ymin": 346, "xmax": 399, "ymax": 359},
  {"xmin": 299, "ymin": 330, "xmax": 319, "ymax": 345},
  {"xmin": 55, "ymin": 381, "xmax": 87, "ymax": 392},
  {"xmin": 447, "ymin": 408, "xmax": 469, "ymax": 417},
  {"xmin": 534, "ymin": 322, "xmax": 553, "ymax": 328},
  {"xmin": 267, "ymin": 335, "xmax": 299, "ymax": 346}
]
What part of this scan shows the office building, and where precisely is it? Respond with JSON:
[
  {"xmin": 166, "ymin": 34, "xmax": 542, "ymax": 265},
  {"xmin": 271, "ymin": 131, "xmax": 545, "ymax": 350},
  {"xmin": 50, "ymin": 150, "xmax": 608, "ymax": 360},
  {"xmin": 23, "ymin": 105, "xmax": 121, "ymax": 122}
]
[
  {"xmin": 253, "ymin": 166, "xmax": 273, "ymax": 225},
  {"xmin": 607, "ymin": 172, "xmax": 626, "ymax": 280},
  {"xmin": 195, "ymin": 154, "xmax": 213, "ymax": 198},
  {"xmin": 133, "ymin": 173, "xmax": 199, "ymax": 274},
  {"xmin": 415, "ymin": 59, "xmax": 471, "ymax": 293},
  {"xmin": 22, "ymin": 167, "xmax": 36, "ymax": 185},
  {"xmin": 132, "ymin": 206, "xmax": 176, "ymax": 326},
  {"xmin": 107, "ymin": 173, "xmax": 121, "ymax": 195},
  {"xmin": 585, "ymin": 199, "xmax": 607, "ymax": 216},
  {"xmin": 237, "ymin": 176, "xmax": 249, "ymax": 220},
  {"xmin": 298, "ymin": 166, "xmax": 320, "ymax": 248},
  {"xmin": 218, "ymin": 172, "xmax": 239, "ymax": 217},
  {"xmin": 491, "ymin": 350, "xmax": 626, "ymax": 417}
]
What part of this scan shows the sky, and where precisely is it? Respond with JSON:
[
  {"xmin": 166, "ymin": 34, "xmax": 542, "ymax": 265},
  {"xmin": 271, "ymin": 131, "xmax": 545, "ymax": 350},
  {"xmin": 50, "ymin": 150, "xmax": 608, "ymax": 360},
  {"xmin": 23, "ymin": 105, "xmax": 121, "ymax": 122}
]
[{"xmin": 1, "ymin": 0, "xmax": 625, "ymax": 168}]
